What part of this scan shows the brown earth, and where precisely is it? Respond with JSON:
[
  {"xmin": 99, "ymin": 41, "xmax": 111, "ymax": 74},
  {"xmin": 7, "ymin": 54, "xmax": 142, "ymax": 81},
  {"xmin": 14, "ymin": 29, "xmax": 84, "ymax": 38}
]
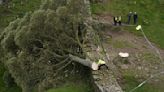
[{"xmin": 91, "ymin": 14, "xmax": 164, "ymax": 92}]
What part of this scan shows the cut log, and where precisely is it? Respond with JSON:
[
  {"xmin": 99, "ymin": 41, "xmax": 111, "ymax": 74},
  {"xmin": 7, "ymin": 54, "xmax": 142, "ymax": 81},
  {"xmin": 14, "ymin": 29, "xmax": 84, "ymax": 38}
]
[{"xmin": 69, "ymin": 54, "xmax": 92, "ymax": 68}]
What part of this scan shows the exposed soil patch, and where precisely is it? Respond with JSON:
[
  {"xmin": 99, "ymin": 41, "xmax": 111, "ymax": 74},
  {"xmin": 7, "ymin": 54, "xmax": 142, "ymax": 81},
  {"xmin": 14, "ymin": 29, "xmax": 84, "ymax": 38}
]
[{"xmin": 92, "ymin": 14, "xmax": 164, "ymax": 91}]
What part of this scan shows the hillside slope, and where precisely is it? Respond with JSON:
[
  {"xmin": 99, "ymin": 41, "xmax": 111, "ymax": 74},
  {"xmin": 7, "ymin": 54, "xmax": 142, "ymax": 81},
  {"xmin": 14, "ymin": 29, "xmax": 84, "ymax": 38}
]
[{"xmin": 91, "ymin": 0, "xmax": 164, "ymax": 48}]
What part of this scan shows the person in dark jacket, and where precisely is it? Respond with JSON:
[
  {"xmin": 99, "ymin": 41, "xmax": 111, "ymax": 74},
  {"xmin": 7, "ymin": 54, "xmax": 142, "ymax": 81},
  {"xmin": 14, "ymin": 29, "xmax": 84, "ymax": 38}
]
[
  {"xmin": 113, "ymin": 16, "xmax": 117, "ymax": 25},
  {"xmin": 118, "ymin": 16, "xmax": 122, "ymax": 25},
  {"xmin": 133, "ymin": 12, "xmax": 138, "ymax": 24},
  {"xmin": 127, "ymin": 12, "xmax": 132, "ymax": 24}
]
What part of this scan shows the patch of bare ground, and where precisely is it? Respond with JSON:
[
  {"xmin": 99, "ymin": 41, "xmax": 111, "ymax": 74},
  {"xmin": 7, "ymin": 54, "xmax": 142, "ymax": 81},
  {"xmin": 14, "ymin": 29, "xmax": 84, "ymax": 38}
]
[{"xmin": 99, "ymin": 25, "xmax": 164, "ymax": 91}]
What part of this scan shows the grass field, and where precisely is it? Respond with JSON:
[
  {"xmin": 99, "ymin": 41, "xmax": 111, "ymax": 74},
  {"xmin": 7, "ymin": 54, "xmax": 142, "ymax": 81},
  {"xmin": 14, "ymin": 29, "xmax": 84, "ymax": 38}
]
[
  {"xmin": 91, "ymin": 0, "xmax": 164, "ymax": 92},
  {"xmin": 0, "ymin": 0, "xmax": 41, "ymax": 29},
  {"xmin": 47, "ymin": 82, "xmax": 93, "ymax": 92},
  {"xmin": 122, "ymin": 75, "xmax": 164, "ymax": 92},
  {"xmin": 91, "ymin": 0, "xmax": 164, "ymax": 49}
]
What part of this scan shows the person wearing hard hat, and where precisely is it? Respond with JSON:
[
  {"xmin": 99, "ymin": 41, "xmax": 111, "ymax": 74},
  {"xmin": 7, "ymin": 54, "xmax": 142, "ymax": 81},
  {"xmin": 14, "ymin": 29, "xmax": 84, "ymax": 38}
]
[
  {"xmin": 113, "ymin": 16, "xmax": 118, "ymax": 26},
  {"xmin": 97, "ymin": 59, "xmax": 109, "ymax": 70},
  {"xmin": 91, "ymin": 46, "xmax": 109, "ymax": 70},
  {"xmin": 113, "ymin": 16, "xmax": 117, "ymax": 25},
  {"xmin": 91, "ymin": 59, "xmax": 108, "ymax": 70}
]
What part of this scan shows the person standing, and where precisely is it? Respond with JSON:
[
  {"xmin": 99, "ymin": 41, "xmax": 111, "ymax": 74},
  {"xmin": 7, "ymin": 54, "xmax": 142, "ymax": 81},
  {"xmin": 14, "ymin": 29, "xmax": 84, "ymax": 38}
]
[
  {"xmin": 133, "ymin": 12, "xmax": 138, "ymax": 24},
  {"xmin": 113, "ymin": 16, "xmax": 117, "ymax": 25},
  {"xmin": 118, "ymin": 16, "xmax": 122, "ymax": 25},
  {"xmin": 127, "ymin": 12, "xmax": 132, "ymax": 24}
]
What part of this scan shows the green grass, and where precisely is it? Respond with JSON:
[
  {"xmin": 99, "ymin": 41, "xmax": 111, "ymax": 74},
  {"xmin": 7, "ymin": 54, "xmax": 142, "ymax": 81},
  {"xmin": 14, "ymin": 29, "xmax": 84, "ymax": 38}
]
[
  {"xmin": 47, "ymin": 82, "xmax": 92, "ymax": 92},
  {"xmin": 0, "ymin": 0, "xmax": 41, "ymax": 29},
  {"xmin": 111, "ymin": 40, "xmax": 134, "ymax": 48},
  {"xmin": 91, "ymin": 0, "xmax": 164, "ymax": 49},
  {"xmin": 122, "ymin": 75, "xmax": 164, "ymax": 92},
  {"xmin": 91, "ymin": 1, "xmax": 164, "ymax": 91},
  {"xmin": 141, "ymin": 52, "xmax": 160, "ymax": 63},
  {"xmin": 121, "ymin": 69, "xmax": 164, "ymax": 92}
]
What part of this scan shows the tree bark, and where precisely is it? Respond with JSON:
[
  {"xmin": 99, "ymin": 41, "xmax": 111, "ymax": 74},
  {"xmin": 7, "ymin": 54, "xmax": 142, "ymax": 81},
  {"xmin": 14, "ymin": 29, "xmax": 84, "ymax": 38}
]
[{"xmin": 69, "ymin": 54, "xmax": 93, "ymax": 68}]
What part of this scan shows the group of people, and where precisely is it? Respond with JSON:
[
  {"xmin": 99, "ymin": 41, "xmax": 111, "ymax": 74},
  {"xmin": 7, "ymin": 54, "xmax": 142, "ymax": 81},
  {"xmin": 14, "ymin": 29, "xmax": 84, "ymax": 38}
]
[
  {"xmin": 127, "ymin": 12, "xmax": 138, "ymax": 24},
  {"xmin": 113, "ymin": 12, "xmax": 138, "ymax": 26}
]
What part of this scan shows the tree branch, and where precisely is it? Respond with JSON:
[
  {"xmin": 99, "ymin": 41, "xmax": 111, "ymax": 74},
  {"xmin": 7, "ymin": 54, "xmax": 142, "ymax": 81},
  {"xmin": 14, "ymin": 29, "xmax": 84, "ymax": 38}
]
[{"xmin": 69, "ymin": 54, "xmax": 92, "ymax": 68}]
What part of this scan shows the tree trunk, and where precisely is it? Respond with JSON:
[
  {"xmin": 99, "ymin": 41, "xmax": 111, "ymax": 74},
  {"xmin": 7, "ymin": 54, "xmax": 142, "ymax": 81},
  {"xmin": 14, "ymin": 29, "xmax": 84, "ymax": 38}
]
[{"xmin": 69, "ymin": 54, "xmax": 92, "ymax": 68}]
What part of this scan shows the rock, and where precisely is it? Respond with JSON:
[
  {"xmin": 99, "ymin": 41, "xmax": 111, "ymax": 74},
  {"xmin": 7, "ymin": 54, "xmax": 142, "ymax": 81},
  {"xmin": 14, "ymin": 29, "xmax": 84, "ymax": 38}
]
[
  {"xmin": 154, "ymin": 79, "xmax": 159, "ymax": 82},
  {"xmin": 135, "ymin": 75, "xmax": 139, "ymax": 78},
  {"xmin": 93, "ymin": 75, "xmax": 101, "ymax": 81},
  {"xmin": 120, "ymin": 64, "xmax": 128, "ymax": 69},
  {"xmin": 0, "ymin": 0, "xmax": 2, "ymax": 4},
  {"xmin": 154, "ymin": 66, "xmax": 158, "ymax": 70},
  {"xmin": 115, "ymin": 87, "xmax": 121, "ymax": 91},
  {"xmin": 65, "ymin": 74, "xmax": 68, "ymax": 77},
  {"xmin": 144, "ymin": 68, "xmax": 149, "ymax": 71},
  {"xmin": 137, "ymin": 66, "xmax": 142, "ymax": 70}
]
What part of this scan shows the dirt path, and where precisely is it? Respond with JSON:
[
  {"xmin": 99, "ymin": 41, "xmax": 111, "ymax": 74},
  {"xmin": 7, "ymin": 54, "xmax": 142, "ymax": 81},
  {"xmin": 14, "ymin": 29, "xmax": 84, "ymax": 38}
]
[{"xmin": 91, "ymin": 14, "xmax": 164, "ymax": 92}]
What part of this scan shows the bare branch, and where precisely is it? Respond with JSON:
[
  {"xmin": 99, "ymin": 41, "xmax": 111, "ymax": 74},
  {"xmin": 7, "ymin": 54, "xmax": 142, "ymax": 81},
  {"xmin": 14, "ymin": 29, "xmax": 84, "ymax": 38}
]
[{"xmin": 69, "ymin": 54, "xmax": 92, "ymax": 68}]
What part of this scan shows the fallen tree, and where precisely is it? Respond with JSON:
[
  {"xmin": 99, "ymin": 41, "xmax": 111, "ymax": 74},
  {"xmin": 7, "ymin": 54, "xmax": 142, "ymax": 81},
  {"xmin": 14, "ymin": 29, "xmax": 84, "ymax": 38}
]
[
  {"xmin": 0, "ymin": 0, "xmax": 93, "ymax": 91},
  {"xmin": 0, "ymin": 0, "xmax": 123, "ymax": 92}
]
